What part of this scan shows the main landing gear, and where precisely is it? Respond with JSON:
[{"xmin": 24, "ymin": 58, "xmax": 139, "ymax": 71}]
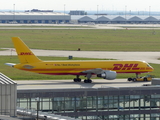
[
  {"xmin": 84, "ymin": 73, "xmax": 92, "ymax": 83},
  {"xmin": 73, "ymin": 74, "xmax": 93, "ymax": 83},
  {"xmin": 73, "ymin": 75, "xmax": 81, "ymax": 82},
  {"xmin": 84, "ymin": 79, "xmax": 92, "ymax": 83}
]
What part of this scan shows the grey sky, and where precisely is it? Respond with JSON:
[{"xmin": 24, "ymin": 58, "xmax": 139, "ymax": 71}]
[{"xmin": 1, "ymin": 0, "xmax": 160, "ymax": 12}]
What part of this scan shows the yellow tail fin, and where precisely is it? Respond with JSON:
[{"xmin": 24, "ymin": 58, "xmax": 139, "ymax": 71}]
[{"xmin": 12, "ymin": 37, "xmax": 42, "ymax": 63}]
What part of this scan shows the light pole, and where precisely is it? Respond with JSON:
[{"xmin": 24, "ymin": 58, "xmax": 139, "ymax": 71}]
[
  {"xmin": 149, "ymin": 6, "xmax": 151, "ymax": 16},
  {"xmin": 64, "ymin": 4, "xmax": 65, "ymax": 23},
  {"xmin": 35, "ymin": 97, "xmax": 40, "ymax": 120},
  {"xmin": 97, "ymin": 5, "xmax": 99, "ymax": 24},
  {"xmin": 13, "ymin": 4, "xmax": 15, "ymax": 23},
  {"xmin": 125, "ymin": 6, "xmax": 127, "ymax": 23}
]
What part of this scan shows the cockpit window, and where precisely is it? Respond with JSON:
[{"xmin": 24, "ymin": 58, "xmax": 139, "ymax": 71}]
[{"xmin": 147, "ymin": 64, "xmax": 152, "ymax": 68}]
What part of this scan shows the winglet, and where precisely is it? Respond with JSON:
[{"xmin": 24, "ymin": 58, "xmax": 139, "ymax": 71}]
[{"xmin": 12, "ymin": 37, "xmax": 42, "ymax": 63}]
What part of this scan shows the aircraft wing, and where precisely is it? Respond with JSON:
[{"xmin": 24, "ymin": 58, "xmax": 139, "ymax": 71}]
[
  {"xmin": 81, "ymin": 68, "xmax": 103, "ymax": 74},
  {"xmin": 81, "ymin": 68, "xmax": 117, "ymax": 80}
]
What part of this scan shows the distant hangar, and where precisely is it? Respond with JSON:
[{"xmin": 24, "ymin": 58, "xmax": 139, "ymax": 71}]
[
  {"xmin": 74, "ymin": 15, "xmax": 160, "ymax": 24},
  {"xmin": 0, "ymin": 12, "xmax": 160, "ymax": 24}
]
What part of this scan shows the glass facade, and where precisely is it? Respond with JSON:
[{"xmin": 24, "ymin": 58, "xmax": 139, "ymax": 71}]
[{"xmin": 17, "ymin": 87, "xmax": 160, "ymax": 120}]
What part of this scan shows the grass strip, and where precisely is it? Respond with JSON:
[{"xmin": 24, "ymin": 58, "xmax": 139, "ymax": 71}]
[{"xmin": 0, "ymin": 29, "xmax": 160, "ymax": 51}]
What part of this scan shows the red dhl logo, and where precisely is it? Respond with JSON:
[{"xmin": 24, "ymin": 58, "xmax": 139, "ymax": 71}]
[
  {"xmin": 19, "ymin": 52, "xmax": 33, "ymax": 55},
  {"xmin": 113, "ymin": 64, "xmax": 140, "ymax": 70}
]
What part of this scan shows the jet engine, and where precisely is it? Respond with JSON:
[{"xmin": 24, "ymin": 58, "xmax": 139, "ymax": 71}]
[{"xmin": 97, "ymin": 70, "xmax": 117, "ymax": 80}]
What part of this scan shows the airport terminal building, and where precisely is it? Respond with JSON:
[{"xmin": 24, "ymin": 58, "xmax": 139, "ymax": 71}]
[
  {"xmin": 0, "ymin": 12, "xmax": 70, "ymax": 24},
  {"xmin": 17, "ymin": 86, "xmax": 160, "ymax": 120}
]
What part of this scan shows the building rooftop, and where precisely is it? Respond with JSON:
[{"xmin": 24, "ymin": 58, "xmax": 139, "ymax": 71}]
[
  {"xmin": 0, "ymin": 73, "xmax": 17, "ymax": 85},
  {"xmin": 0, "ymin": 12, "xmax": 68, "ymax": 16}
]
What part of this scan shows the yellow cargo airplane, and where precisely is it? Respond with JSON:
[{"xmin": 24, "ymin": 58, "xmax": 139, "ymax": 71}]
[{"xmin": 5, "ymin": 37, "xmax": 154, "ymax": 83}]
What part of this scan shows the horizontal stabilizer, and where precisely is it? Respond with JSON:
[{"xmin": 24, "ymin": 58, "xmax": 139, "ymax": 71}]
[{"xmin": 5, "ymin": 63, "xmax": 16, "ymax": 67}]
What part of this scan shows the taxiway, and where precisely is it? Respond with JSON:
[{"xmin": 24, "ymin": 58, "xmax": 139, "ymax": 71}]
[
  {"xmin": 16, "ymin": 79, "xmax": 151, "ymax": 90},
  {"xmin": 1, "ymin": 49, "xmax": 160, "ymax": 64}
]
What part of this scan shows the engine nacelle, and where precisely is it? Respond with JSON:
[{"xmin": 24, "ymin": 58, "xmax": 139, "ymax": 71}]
[{"xmin": 97, "ymin": 70, "xmax": 117, "ymax": 80}]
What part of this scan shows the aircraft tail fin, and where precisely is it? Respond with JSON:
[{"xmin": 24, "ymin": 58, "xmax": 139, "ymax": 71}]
[{"xmin": 12, "ymin": 37, "xmax": 42, "ymax": 64}]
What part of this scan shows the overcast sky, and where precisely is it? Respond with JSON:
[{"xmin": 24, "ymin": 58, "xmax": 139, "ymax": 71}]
[{"xmin": 1, "ymin": 0, "xmax": 160, "ymax": 12}]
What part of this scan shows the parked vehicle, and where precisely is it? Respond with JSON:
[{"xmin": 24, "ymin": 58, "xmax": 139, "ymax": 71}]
[{"xmin": 128, "ymin": 74, "xmax": 155, "ymax": 82}]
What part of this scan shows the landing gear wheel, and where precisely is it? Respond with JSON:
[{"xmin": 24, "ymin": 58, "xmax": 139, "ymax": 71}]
[
  {"xmin": 73, "ymin": 75, "xmax": 81, "ymax": 82},
  {"xmin": 84, "ymin": 79, "xmax": 92, "ymax": 83},
  {"xmin": 128, "ymin": 78, "xmax": 133, "ymax": 81},
  {"xmin": 77, "ymin": 78, "xmax": 81, "ymax": 82},
  {"xmin": 73, "ymin": 78, "xmax": 77, "ymax": 82},
  {"xmin": 143, "ymin": 78, "xmax": 147, "ymax": 81},
  {"xmin": 133, "ymin": 78, "xmax": 137, "ymax": 82},
  {"xmin": 88, "ymin": 79, "xmax": 92, "ymax": 83},
  {"xmin": 73, "ymin": 78, "xmax": 81, "ymax": 82}
]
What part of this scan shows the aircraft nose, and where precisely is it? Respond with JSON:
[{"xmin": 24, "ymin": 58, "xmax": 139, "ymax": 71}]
[
  {"xmin": 151, "ymin": 66, "xmax": 154, "ymax": 71},
  {"xmin": 149, "ymin": 66, "xmax": 154, "ymax": 72},
  {"xmin": 146, "ymin": 63, "xmax": 154, "ymax": 72}
]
